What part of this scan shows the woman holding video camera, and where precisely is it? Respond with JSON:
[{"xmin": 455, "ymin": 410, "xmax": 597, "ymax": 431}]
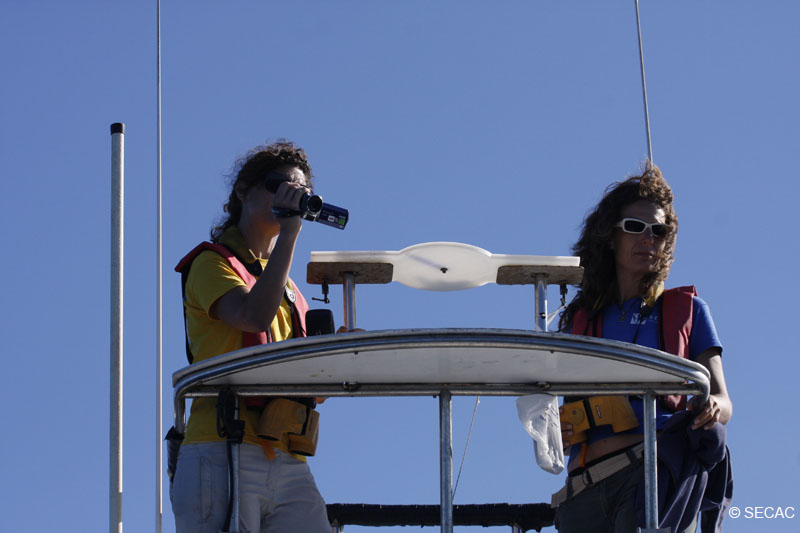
[
  {"xmin": 553, "ymin": 164, "xmax": 732, "ymax": 533},
  {"xmin": 171, "ymin": 140, "xmax": 331, "ymax": 532}
]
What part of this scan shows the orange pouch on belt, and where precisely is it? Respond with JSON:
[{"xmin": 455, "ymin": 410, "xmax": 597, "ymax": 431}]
[
  {"xmin": 256, "ymin": 398, "xmax": 319, "ymax": 456},
  {"xmin": 560, "ymin": 396, "xmax": 639, "ymax": 444}
]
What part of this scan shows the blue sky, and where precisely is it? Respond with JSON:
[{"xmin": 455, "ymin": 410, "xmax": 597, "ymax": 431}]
[{"xmin": 1, "ymin": 1, "xmax": 798, "ymax": 531}]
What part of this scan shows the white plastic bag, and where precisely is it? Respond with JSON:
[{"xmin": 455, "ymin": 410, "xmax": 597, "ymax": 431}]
[{"xmin": 516, "ymin": 394, "xmax": 564, "ymax": 474}]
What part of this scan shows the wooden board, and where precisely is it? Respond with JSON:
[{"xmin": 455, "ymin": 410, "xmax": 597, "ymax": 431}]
[
  {"xmin": 496, "ymin": 265, "xmax": 583, "ymax": 286},
  {"xmin": 307, "ymin": 261, "xmax": 393, "ymax": 285}
]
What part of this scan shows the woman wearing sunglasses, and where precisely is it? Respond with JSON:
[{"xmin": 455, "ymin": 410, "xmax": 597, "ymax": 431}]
[
  {"xmin": 553, "ymin": 165, "xmax": 732, "ymax": 533},
  {"xmin": 171, "ymin": 141, "xmax": 331, "ymax": 532}
]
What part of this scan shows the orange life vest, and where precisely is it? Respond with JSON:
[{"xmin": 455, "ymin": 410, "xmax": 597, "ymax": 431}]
[{"xmin": 175, "ymin": 241, "xmax": 310, "ymax": 363}]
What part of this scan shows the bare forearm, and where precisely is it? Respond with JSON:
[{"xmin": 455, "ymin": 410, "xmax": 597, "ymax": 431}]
[
  {"xmin": 243, "ymin": 226, "xmax": 300, "ymax": 329},
  {"xmin": 213, "ymin": 222, "xmax": 301, "ymax": 333},
  {"xmin": 714, "ymin": 393, "xmax": 732, "ymax": 425},
  {"xmin": 692, "ymin": 349, "xmax": 732, "ymax": 429}
]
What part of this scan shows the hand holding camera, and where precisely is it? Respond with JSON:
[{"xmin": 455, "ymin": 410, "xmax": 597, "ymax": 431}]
[{"xmin": 269, "ymin": 179, "xmax": 349, "ymax": 230}]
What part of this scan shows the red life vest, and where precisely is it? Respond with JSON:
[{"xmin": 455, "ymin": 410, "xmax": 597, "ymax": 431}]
[
  {"xmin": 570, "ymin": 286, "xmax": 697, "ymax": 411},
  {"xmin": 175, "ymin": 241, "xmax": 310, "ymax": 363}
]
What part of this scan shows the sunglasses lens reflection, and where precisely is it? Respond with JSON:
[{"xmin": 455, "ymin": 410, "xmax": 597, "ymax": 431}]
[{"xmin": 624, "ymin": 220, "xmax": 646, "ymax": 233}]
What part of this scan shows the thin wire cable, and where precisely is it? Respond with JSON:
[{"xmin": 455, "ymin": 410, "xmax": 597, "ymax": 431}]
[
  {"xmin": 634, "ymin": 0, "xmax": 654, "ymax": 163},
  {"xmin": 452, "ymin": 396, "xmax": 480, "ymax": 500},
  {"xmin": 155, "ymin": 0, "xmax": 163, "ymax": 531}
]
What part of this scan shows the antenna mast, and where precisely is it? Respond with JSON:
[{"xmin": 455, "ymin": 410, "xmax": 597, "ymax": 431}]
[
  {"xmin": 634, "ymin": 0, "xmax": 654, "ymax": 163},
  {"xmin": 155, "ymin": 0, "xmax": 164, "ymax": 531}
]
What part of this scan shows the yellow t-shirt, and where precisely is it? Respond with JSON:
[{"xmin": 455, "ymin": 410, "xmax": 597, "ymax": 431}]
[{"xmin": 182, "ymin": 227, "xmax": 299, "ymax": 457}]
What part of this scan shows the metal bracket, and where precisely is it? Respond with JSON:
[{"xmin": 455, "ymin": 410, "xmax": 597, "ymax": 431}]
[{"xmin": 312, "ymin": 280, "xmax": 330, "ymax": 304}]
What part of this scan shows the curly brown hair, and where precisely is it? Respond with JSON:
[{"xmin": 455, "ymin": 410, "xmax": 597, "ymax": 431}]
[
  {"xmin": 210, "ymin": 140, "xmax": 314, "ymax": 242},
  {"xmin": 559, "ymin": 163, "xmax": 678, "ymax": 331}
]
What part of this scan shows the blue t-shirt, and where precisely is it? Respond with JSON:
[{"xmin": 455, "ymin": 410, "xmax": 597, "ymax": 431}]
[{"xmin": 567, "ymin": 295, "xmax": 722, "ymax": 463}]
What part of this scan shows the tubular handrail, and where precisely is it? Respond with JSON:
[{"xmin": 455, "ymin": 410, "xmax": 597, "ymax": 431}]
[{"xmin": 173, "ymin": 329, "xmax": 710, "ymax": 433}]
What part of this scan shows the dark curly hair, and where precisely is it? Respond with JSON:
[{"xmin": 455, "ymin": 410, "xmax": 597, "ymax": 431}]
[
  {"xmin": 211, "ymin": 140, "xmax": 314, "ymax": 242},
  {"xmin": 559, "ymin": 163, "xmax": 677, "ymax": 331}
]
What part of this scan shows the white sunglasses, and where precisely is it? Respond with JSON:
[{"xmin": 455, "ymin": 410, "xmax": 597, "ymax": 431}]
[{"xmin": 615, "ymin": 218, "xmax": 672, "ymax": 238}]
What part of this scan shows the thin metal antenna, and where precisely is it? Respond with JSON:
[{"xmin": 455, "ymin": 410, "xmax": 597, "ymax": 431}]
[
  {"xmin": 155, "ymin": 0, "xmax": 164, "ymax": 531},
  {"xmin": 634, "ymin": 0, "xmax": 654, "ymax": 163}
]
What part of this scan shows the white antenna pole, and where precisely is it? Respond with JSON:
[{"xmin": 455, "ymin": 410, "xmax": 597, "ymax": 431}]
[
  {"xmin": 110, "ymin": 122, "xmax": 125, "ymax": 533},
  {"xmin": 155, "ymin": 0, "xmax": 164, "ymax": 531}
]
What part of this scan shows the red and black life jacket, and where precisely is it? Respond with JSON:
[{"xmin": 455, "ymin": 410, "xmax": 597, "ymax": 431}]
[
  {"xmin": 175, "ymin": 241, "xmax": 310, "ymax": 364},
  {"xmin": 570, "ymin": 285, "xmax": 697, "ymax": 412}
]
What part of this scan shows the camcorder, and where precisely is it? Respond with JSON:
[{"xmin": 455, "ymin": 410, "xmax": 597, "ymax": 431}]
[
  {"xmin": 295, "ymin": 193, "xmax": 349, "ymax": 230},
  {"xmin": 265, "ymin": 175, "xmax": 349, "ymax": 230}
]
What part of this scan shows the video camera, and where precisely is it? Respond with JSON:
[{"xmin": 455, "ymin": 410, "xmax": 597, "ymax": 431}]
[
  {"xmin": 265, "ymin": 175, "xmax": 349, "ymax": 230},
  {"xmin": 295, "ymin": 193, "xmax": 349, "ymax": 230}
]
